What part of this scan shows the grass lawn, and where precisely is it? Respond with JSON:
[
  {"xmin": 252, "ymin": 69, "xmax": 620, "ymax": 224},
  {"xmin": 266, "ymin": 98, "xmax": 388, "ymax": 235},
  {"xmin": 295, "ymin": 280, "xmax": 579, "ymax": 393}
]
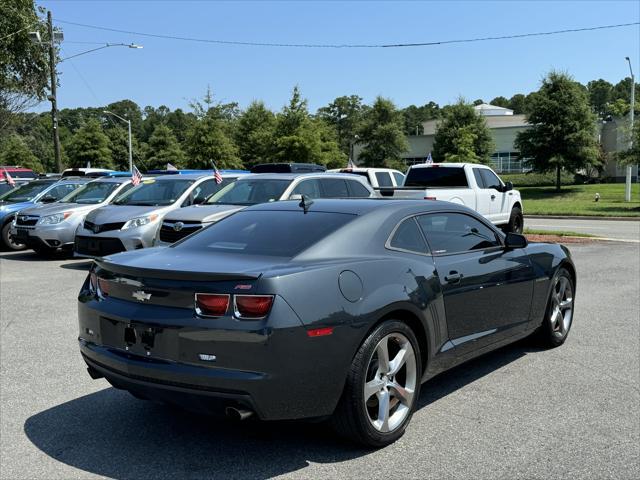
[
  {"xmin": 519, "ymin": 183, "xmax": 640, "ymax": 217},
  {"xmin": 523, "ymin": 228, "xmax": 594, "ymax": 237}
]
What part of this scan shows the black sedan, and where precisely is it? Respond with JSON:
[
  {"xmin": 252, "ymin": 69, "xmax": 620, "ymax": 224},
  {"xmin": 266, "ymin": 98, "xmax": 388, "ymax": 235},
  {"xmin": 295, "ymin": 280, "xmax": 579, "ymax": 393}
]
[{"xmin": 77, "ymin": 199, "xmax": 576, "ymax": 447}]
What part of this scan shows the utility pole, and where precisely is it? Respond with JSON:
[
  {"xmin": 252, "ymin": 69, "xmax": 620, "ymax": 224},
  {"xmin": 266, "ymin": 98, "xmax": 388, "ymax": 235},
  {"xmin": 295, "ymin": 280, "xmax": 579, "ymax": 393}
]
[
  {"xmin": 625, "ymin": 57, "xmax": 635, "ymax": 202},
  {"xmin": 47, "ymin": 11, "xmax": 62, "ymax": 173}
]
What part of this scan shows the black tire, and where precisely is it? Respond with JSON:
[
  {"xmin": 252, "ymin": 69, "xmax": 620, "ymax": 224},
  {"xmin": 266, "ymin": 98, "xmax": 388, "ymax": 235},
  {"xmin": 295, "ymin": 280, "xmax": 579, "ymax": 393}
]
[
  {"xmin": 1, "ymin": 221, "xmax": 26, "ymax": 251},
  {"xmin": 538, "ymin": 268, "xmax": 575, "ymax": 348},
  {"xmin": 506, "ymin": 206, "xmax": 524, "ymax": 234},
  {"xmin": 330, "ymin": 320, "xmax": 422, "ymax": 448}
]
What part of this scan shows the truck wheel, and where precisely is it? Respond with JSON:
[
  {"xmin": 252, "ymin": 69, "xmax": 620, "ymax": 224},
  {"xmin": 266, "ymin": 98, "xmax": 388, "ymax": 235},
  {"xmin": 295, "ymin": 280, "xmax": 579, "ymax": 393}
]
[
  {"xmin": 1, "ymin": 222, "xmax": 26, "ymax": 251},
  {"xmin": 506, "ymin": 206, "xmax": 524, "ymax": 234}
]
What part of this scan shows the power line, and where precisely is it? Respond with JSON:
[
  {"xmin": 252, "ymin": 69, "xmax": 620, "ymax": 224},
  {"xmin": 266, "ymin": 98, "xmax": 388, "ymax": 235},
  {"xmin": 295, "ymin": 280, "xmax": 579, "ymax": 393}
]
[{"xmin": 56, "ymin": 19, "xmax": 639, "ymax": 49}]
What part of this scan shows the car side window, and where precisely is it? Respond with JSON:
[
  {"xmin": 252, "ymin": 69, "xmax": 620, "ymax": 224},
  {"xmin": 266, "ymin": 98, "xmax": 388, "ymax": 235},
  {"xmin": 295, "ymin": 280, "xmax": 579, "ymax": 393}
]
[
  {"xmin": 416, "ymin": 213, "xmax": 500, "ymax": 255},
  {"xmin": 290, "ymin": 179, "xmax": 322, "ymax": 199},
  {"xmin": 44, "ymin": 184, "xmax": 80, "ymax": 200},
  {"xmin": 392, "ymin": 172, "xmax": 405, "ymax": 186},
  {"xmin": 375, "ymin": 172, "xmax": 393, "ymax": 187},
  {"xmin": 388, "ymin": 217, "xmax": 429, "ymax": 254},
  {"xmin": 480, "ymin": 169, "xmax": 502, "ymax": 190},
  {"xmin": 472, "ymin": 168, "xmax": 486, "ymax": 188},
  {"xmin": 319, "ymin": 178, "xmax": 349, "ymax": 198},
  {"xmin": 346, "ymin": 180, "xmax": 371, "ymax": 197}
]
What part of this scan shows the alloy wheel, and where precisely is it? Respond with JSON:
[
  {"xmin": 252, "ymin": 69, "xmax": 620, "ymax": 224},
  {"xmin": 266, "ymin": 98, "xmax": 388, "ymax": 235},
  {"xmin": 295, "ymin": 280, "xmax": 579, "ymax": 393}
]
[
  {"xmin": 364, "ymin": 332, "xmax": 417, "ymax": 433},
  {"xmin": 549, "ymin": 275, "xmax": 573, "ymax": 339}
]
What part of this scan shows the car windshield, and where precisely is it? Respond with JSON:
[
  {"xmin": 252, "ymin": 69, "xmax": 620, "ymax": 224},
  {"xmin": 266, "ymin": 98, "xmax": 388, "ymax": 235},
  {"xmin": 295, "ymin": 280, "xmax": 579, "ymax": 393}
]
[
  {"xmin": 59, "ymin": 181, "xmax": 124, "ymax": 204},
  {"xmin": 113, "ymin": 179, "xmax": 194, "ymax": 206},
  {"xmin": 0, "ymin": 182, "xmax": 55, "ymax": 203},
  {"xmin": 404, "ymin": 167, "xmax": 469, "ymax": 188},
  {"xmin": 176, "ymin": 210, "xmax": 355, "ymax": 258},
  {"xmin": 206, "ymin": 179, "xmax": 291, "ymax": 205}
]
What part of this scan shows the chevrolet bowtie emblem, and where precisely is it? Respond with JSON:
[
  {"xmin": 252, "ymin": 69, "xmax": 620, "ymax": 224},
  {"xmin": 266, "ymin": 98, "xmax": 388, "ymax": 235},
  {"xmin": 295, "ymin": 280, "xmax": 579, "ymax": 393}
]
[{"xmin": 132, "ymin": 290, "xmax": 152, "ymax": 302}]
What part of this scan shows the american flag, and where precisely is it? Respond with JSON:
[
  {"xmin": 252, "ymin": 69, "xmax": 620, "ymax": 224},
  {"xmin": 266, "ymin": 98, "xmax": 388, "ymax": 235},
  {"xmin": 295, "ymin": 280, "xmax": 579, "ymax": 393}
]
[
  {"xmin": 3, "ymin": 169, "xmax": 15, "ymax": 187},
  {"xmin": 166, "ymin": 163, "xmax": 177, "ymax": 171},
  {"xmin": 425, "ymin": 152, "xmax": 433, "ymax": 164},
  {"xmin": 131, "ymin": 165, "xmax": 143, "ymax": 186},
  {"xmin": 212, "ymin": 163, "xmax": 223, "ymax": 184}
]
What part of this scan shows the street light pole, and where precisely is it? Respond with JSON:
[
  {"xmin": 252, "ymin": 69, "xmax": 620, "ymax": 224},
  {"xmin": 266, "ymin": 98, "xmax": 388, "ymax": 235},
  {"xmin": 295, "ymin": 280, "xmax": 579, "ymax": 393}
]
[
  {"xmin": 624, "ymin": 57, "xmax": 635, "ymax": 202},
  {"xmin": 47, "ymin": 11, "xmax": 62, "ymax": 173},
  {"xmin": 103, "ymin": 111, "xmax": 133, "ymax": 173}
]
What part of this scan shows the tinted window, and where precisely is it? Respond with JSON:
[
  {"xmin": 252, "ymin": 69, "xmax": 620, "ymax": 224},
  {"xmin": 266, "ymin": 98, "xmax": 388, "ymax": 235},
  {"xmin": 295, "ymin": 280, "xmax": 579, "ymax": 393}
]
[
  {"xmin": 472, "ymin": 168, "xmax": 485, "ymax": 188},
  {"xmin": 208, "ymin": 178, "xmax": 291, "ymax": 205},
  {"xmin": 480, "ymin": 169, "xmax": 502, "ymax": 190},
  {"xmin": 44, "ymin": 183, "xmax": 83, "ymax": 201},
  {"xmin": 0, "ymin": 181, "xmax": 55, "ymax": 202},
  {"xmin": 189, "ymin": 179, "xmax": 231, "ymax": 204},
  {"xmin": 178, "ymin": 210, "xmax": 355, "ymax": 258},
  {"xmin": 389, "ymin": 218, "xmax": 428, "ymax": 254},
  {"xmin": 346, "ymin": 180, "xmax": 371, "ymax": 198},
  {"xmin": 404, "ymin": 167, "xmax": 468, "ymax": 187},
  {"xmin": 290, "ymin": 179, "xmax": 321, "ymax": 199},
  {"xmin": 61, "ymin": 182, "xmax": 122, "ymax": 204},
  {"xmin": 392, "ymin": 172, "xmax": 405, "ymax": 186},
  {"xmin": 375, "ymin": 172, "xmax": 393, "ymax": 187},
  {"xmin": 416, "ymin": 213, "xmax": 500, "ymax": 254},
  {"xmin": 320, "ymin": 178, "xmax": 349, "ymax": 198},
  {"xmin": 113, "ymin": 179, "xmax": 194, "ymax": 206}
]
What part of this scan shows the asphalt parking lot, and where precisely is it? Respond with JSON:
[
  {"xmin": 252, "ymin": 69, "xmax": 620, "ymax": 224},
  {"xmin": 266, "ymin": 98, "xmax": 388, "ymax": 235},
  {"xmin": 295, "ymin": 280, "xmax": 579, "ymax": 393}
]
[{"xmin": 1, "ymin": 242, "xmax": 639, "ymax": 480}]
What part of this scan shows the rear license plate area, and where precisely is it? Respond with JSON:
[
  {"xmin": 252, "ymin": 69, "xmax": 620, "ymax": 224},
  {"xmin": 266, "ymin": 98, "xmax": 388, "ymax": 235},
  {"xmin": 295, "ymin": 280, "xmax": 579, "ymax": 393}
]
[{"xmin": 100, "ymin": 317, "xmax": 178, "ymax": 358}]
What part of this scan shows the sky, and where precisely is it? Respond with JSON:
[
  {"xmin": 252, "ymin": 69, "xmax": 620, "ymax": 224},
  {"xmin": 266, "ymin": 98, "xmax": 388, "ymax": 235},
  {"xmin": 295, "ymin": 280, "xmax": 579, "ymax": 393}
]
[{"xmin": 34, "ymin": 0, "xmax": 640, "ymax": 113}]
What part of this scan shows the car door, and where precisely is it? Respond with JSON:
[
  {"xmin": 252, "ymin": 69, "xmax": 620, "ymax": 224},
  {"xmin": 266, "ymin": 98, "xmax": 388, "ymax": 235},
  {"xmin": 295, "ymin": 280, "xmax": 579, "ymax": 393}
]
[
  {"xmin": 416, "ymin": 212, "xmax": 534, "ymax": 354},
  {"xmin": 480, "ymin": 169, "xmax": 508, "ymax": 222},
  {"xmin": 472, "ymin": 167, "xmax": 494, "ymax": 221}
]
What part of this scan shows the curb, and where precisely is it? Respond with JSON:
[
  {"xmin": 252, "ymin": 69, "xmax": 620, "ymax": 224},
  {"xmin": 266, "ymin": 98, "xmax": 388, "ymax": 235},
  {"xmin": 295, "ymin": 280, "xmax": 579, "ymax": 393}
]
[{"xmin": 525, "ymin": 215, "xmax": 640, "ymax": 222}]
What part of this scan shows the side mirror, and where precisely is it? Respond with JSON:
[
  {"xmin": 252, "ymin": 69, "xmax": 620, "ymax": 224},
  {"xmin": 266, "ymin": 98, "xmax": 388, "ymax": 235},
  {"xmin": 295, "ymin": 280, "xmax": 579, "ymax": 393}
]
[
  {"xmin": 40, "ymin": 195, "xmax": 56, "ymax": 203},
  {"xmin": 504, "ymin": 232, "xmax": 527, "ymax": 249},
  {"xmin": 502, "ymin": 181, "xmax": 513, "ymax": 192}
]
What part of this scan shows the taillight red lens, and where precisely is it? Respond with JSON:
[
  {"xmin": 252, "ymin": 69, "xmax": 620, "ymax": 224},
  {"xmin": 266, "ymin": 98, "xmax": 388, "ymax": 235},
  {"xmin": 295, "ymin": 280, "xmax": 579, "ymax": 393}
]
[
  {"xmin": 234, "ymin": 295, "xmax": 274, "ymax": 319},
  {"xmin": 195, "ymin": 293, "xmax": 230, "ymax": 317},
  {"xmin": 97, "ymin": 278, "xmax": 110, "ymax": 297}
]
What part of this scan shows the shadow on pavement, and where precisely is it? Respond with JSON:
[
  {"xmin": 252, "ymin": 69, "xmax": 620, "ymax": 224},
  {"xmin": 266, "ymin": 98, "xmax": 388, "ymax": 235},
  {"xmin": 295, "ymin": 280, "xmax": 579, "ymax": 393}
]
[{"xmin": 24, "ymin": 340, "xmax": 538, "ymax": 479}]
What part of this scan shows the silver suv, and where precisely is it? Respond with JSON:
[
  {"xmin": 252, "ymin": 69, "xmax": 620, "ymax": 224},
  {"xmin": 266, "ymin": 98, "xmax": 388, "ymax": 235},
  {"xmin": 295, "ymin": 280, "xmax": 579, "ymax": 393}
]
[
  {"xmin": 74, "ymin": 173, "xmax": 240, "ymax": 258},
  {"xmin": 156, "ymin": 173, "xmax": 375, "ymax": 245}
]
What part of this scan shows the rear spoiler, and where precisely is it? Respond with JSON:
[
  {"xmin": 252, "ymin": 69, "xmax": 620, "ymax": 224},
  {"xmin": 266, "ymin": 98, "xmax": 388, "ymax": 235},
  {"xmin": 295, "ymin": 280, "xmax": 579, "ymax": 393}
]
[{"xmin": 96, "ymin": 260, "xmax": 260, "ymax": 282}]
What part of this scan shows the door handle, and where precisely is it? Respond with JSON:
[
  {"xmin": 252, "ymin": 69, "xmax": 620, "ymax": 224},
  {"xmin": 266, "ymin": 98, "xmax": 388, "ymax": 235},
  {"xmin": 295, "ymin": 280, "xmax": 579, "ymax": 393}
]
[
  {"xmin": 444, "ymin": 271, "xmax": 462, "ymax": 283},
  {"xmin": 490, "ymin": 194, "xmax": 496, "ymax": 200}
]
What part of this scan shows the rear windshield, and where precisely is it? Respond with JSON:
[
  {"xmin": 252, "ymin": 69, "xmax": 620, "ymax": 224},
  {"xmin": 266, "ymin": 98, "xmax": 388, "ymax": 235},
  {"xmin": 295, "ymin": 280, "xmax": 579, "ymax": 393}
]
[
  {"xmin": 113, "ymin": 179, "xmax": 194, "ymax": 206},
  {"xmin": 176, "ymin": 210, "xmax": 355, "ymax": 258},
  {"xmin": 0, "ymin": 181, "xmax": 55, "ymax": 202},
  {"xmin": 207, "ymin": 179, "xmax": 291, "ymax": 205},
  {"xmin": 404, "ymin": 167, "xmax": 468, "ymax": 188},
  {"xmin": 60, "ymin": 181, "xmax": 123, "ymax": 204}
]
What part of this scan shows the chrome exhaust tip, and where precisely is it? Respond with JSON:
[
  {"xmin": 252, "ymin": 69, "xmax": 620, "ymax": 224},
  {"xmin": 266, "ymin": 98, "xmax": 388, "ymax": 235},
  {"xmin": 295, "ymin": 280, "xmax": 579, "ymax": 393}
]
[{"xmin": 225, "ymin": 406, "xmax": 254, "ymax": 421}]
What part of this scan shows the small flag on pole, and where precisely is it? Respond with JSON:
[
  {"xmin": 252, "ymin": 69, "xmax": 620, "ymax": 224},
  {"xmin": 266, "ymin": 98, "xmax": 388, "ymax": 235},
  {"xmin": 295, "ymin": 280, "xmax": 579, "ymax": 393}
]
[
  {"xmin": 210, "ymin": 161, "xmax": 223, "ymax": 184},
  {"xmin": 425, "ymin": 152, "xmax": 433, "ymax": 164},
  {"xmin": 166, "ymin": 163, "xmax": 177, "ymax": 171},
  {"xmin": 3, "ymin": 169, "xmax": 16, "ymax": 187},
  {"xmin": 131, "ymin": 165, "xmax": 143, "ymax": 186},
  {"xmin": 347, "ymin": 157, "xmax": 356, "ymax": 169}
]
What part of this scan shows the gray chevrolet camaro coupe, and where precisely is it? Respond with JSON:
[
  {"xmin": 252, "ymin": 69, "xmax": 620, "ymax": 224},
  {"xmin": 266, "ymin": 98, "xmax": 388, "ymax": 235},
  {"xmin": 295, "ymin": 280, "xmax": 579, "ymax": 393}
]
[{"xmin": 78, "ymin": 199, "xmax": 576, "ymax": 447}]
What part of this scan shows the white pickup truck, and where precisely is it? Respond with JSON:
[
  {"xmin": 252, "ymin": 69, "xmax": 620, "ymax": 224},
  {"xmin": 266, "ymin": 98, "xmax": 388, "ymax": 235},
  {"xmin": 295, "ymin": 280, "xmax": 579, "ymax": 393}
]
[{"xmin": 378, "ymin": 163, "xmax": 524, "ymax": 233}]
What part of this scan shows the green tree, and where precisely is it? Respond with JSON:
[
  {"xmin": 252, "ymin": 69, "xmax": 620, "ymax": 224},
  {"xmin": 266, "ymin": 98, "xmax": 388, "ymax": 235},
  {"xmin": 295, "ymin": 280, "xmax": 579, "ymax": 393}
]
[
  {"xmin": 185, "ymin": 114, "xmax": 242, "ymax": 169},
  {"xmin": 472, "ymin": 99, "xmax": 484, "ymax": 106},
  {"xmin": 0, "ymin": 134, "xmax": 43, "ymax": 172},
  {"xmin": 508, "ymin": 94, "xmax": 529, "ymax": 114},
  {"xmin": 401, "ymin": 102, "xmax": 440, "ymax": 135},
  {"xmin": 144, "ymin": 124, "xmax": 185, "ymax": 169},
  {"xmin": 490, "ymin": 96, "xmax": 510, "ymax": 108},
  {"xmin": 104, "ymin": 127, "xmax": 142, "ymax": 171},
  {"xmin": 235, "ymin": 101, "xmax": 276, "ymax": 167},
  {"xmin": 617, "ymin": 120, "xmax": 640, "ymax": 167},
  {"xmin": 357, "ymin": 97, "xmax": 408, "ymax": 168},
  {"xmin": 587, "ymin": 79, "xmax": 613, "ymax": 118},
  {"xmin": 432, "ymin": 100, "xmax": 494, "ymax": 164},
  {"xmin": 64, "ymin": 119, "xmax": 113, "ymax": 169},
  {"xmin": 0, "ymin": 0, "xmax": 50, "ymax": 132},
  {"xmin": 317, "ymin": 95, "xmax": 367, "ymax": 155},
  {"xmin": 515, "ymin": 71, "xmax": 599, "ymax": 191}
]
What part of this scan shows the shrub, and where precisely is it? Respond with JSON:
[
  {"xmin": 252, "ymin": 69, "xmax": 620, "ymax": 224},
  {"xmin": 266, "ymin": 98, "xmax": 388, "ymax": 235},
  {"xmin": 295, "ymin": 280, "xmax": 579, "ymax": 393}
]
[{"xmin": 501, "ymin": 171, "xmax": 575, "ymax": 187}]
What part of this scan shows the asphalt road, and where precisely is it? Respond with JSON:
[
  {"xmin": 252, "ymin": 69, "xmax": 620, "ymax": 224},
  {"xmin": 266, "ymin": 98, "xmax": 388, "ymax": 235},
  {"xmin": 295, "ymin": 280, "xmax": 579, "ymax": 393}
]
[
  {"xmin": 525, "ymin": 216, "xmax": 640, "ymax": 241},
  {"xmin": 1, "ymin": 242, "xmax": 639, "ymax": 480}
]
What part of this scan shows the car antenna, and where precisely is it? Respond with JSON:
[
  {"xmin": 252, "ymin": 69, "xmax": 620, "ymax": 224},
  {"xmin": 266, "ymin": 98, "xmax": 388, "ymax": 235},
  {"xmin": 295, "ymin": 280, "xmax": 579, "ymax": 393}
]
[{"xmin": 298, "ymin": 194, "xmax": 313, "ymax": 214}]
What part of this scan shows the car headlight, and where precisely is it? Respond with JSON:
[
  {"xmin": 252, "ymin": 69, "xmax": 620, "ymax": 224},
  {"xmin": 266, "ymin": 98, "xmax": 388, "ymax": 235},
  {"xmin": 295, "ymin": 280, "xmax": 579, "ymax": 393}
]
[
  {"xmin": 38, "ymin": 212, "xmax": 73, "ymax": 225},
  {"xmin": 122, "ymin": 214, "xmax": 159, "ymax": 230}
]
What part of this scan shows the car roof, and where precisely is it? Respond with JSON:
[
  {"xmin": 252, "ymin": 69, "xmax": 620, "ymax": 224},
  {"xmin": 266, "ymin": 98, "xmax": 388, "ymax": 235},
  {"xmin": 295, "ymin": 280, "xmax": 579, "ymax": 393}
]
[
  {"xmin": 235, "ymin": 172, "xmax": 369, "ymax": 181},
  {"xmin": 245, "ymin": 198, "xmax": 468, "ymax": 215},
  {"xmin": 89, "ymin": 176, "xmax": 130, "ymax": 183}
]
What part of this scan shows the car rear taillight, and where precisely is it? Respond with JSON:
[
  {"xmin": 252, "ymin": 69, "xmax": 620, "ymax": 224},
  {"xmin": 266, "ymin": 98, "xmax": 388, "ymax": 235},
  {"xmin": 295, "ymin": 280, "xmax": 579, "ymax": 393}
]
[
  {"xmin": 97, "ymin": 278, "xmax": 110, "ymax": 297},
  {"xmin": 234, "ymin": 295, "xmax": 274, "ymax": 319},
  {"xmin": 424, "ymin": 196, "xmax": 437, "ymax": 200},
  {"xmin": 195, "ymin": 293, "xmax": 230, "ymax": 317}
]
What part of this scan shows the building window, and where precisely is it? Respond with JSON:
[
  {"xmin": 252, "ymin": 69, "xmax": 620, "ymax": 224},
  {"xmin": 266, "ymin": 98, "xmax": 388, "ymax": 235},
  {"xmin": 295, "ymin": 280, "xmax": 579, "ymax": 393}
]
[{"xmin": 490, "ymin": 152, "xmax": 531, "ymax": 173}]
